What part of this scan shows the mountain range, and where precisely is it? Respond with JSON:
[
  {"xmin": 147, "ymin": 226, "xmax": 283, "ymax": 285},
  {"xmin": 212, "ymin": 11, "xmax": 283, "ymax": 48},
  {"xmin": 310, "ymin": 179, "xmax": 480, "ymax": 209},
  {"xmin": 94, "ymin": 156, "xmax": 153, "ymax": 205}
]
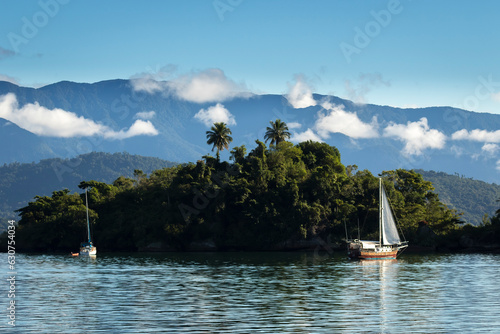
[
  {"xmin": 0, "ymin": 79, "xmax": 499, "ymax": 184},
  {"xmin": 0, "ymin": 152, "xmax": 174, "ymax": 230}
]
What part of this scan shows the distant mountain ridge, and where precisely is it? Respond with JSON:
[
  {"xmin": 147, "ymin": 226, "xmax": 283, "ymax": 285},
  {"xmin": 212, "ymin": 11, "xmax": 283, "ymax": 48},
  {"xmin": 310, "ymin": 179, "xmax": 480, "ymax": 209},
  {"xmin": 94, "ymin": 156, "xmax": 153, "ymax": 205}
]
[
  {"xmin": 416, "ymin": 170, "xmax": 500, "ymax": 226},
  {"xmin": 0, "ymin": 152, "xmax": 175, "ymax": 230},
  {"xmin": 0, "ymin": 79, "xmax": 500, "ymax": 183}
]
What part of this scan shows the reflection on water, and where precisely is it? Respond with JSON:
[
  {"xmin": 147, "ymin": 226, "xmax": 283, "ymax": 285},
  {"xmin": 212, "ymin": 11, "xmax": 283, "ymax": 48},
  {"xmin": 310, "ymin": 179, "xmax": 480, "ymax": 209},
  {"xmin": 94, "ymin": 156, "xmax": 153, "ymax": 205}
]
[{"xmin": 1, "ymin": 252, "xmax": 500, "ymax": 333}]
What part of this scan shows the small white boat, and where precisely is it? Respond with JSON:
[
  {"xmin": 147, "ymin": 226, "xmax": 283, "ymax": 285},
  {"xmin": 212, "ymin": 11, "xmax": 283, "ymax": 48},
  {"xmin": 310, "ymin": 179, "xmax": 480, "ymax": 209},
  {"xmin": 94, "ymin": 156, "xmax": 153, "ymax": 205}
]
[
  {"xmin": 78, "ymin": 188, "xmax": 96, "ymax": 256},
  {"xmin": 347, "ymin": 178, "xmax": 408, "ymax": 260},
  {"xmin": 79, "ymin": 242, "xmax": 97, "ymax": 256}
]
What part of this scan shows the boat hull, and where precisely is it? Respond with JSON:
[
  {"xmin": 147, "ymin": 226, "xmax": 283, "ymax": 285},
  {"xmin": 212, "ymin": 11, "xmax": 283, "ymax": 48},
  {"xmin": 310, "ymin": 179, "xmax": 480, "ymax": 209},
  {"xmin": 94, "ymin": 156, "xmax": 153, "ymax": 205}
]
[
  {"xmin": 359, "ymin": 249, "xmax": 398, "ymax": 260},
  {"xmin": 79, "ymin": 246, "xmax": 97, "ymax": 256},
  {"xmin": 347, "ymin": 240, "xmax": 406, "ymax": 260}
]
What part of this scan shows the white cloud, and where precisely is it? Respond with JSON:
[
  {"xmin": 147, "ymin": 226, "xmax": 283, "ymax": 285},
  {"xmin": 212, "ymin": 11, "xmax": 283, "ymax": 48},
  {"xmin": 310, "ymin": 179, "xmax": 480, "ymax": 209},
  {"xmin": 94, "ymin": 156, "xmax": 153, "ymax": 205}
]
[
  {"xmin": 134, "ymin": 111, "xmax": 156, "ymax": 120},
  {"xmin": 129, "ymin": 64, "xmax": 177, "ymax": 94},
  {"xmin": 0, "ymin": 74, "xmax": 19, "ymax": 85},
  {"xmin": 104, "ymin": 120, "xmax": 158, "ymax": 140},
  {"xmin": 285, "ymin": 75, "xmax": 317, "ymax": 109},
  {"xmin": 170, "ymin": 69, "xmax": 250, "ymax": 103},
  {"xmin": 0, "ymin": 93, "xmax": 104, "ymax": 137},
  {"xmin": 383, "ymin": 117, "xmax": 446, "ymax": 156},
  {"xmin": 131, "ymin": 78, "xmax": 165, "ymax": 94},
  {"xmin": 132, "ymin": 68, "xmax": 251, "ymax": 103},
  {"xmin": 194, "ymin": 103, "xmax": 236, "ymax": 127},
  {"xmin": 315, "ymin": 102, "xmax": 379, "ymax": 139},
  {"xmin": 482, "ymin": 143, "xmax": 499, "ymax": 155},
  {"xmin": 287, "ymin": 122, "xmax": 302, "ymax": 129},
  {"xmin": 496, "ymin": 160, "xmax": 500, "ymax": 171},
  {"xmin": 0, "ymin": 93, "xmax": 158, "ymax": 139},
  {"xmin": 450, "ymin": 145, "xmax": 464, "ymax": 157},
  {"xmin": 291, "ymin": 128, "xmax": 323, "ymax": 143},
  {"xmin": 451, "ymin": 129, "xmax": 500, "ymax": 143}
]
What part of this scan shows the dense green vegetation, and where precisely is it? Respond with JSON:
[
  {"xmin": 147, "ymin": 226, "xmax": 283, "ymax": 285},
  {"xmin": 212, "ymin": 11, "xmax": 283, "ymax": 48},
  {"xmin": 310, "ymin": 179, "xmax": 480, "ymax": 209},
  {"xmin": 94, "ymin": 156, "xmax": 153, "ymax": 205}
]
[
  {"xmin": 4, "ymin": 121, "xmax": 500, "ymax": 253},
  {"xmin": 10, "ymin": 121, "xmax": 494, "ymax": 252},
  {"xmin": 416, "ymin": 170, "xmax": 500, "ymax": 226},
  {"xmin": 0, "ymin": 152, "xmax": 175, "ymax": 231}
]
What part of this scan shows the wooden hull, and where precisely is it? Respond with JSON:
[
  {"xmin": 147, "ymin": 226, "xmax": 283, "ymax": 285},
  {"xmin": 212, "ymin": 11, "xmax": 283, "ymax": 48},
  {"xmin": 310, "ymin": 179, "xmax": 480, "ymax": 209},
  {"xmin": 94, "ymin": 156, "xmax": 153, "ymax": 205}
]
[
  {"xmin": 347, "ymin": 241, "xmax": 407, "ymax": 260},
  {"xmin": 359, "ymin": 249, "xmax": 398, "ymax": 260}
]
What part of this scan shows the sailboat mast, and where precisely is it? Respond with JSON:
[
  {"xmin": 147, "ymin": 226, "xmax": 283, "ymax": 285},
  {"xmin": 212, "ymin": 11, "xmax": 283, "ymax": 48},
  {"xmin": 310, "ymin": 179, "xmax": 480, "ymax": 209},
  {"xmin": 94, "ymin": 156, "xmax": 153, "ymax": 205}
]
[
  {"xmin": 379, "ymin": 178, "xmax": 382, "ymax": 246},
  {"xmin": 85, "ymin": 188, "xmax": 91, "ymax": 244}
]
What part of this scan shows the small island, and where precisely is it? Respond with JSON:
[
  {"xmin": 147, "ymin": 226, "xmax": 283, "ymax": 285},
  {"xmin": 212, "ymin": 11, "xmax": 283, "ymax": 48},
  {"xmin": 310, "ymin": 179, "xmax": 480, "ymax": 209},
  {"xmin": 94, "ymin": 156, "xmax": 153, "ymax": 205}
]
[{"xmin": 4, "ymin": 121, "xmax": 500, "ymax": 253}]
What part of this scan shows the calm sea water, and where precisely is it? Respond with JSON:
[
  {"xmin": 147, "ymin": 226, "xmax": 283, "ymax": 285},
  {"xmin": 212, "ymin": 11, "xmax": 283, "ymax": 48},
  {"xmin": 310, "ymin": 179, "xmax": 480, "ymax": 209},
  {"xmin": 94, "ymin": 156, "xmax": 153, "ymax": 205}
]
[{"xmin": 1, "ymin": 251, "xmax": 500, "ymax": 333}]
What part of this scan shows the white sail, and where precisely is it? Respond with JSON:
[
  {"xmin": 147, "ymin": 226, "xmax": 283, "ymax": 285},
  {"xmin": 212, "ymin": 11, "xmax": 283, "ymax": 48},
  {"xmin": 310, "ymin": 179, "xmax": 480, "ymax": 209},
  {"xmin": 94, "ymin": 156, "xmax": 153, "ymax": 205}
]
[
  {"xmin": 79, "ymin": 187, "xmax": 96, "ymax": 256},
  {"xmin": 381, "ymin": 184, "xmax": 401, "ymax": 245},
  {"xmin": 347, "ymin": 179, "xmax": 408, "ymax": 260}
]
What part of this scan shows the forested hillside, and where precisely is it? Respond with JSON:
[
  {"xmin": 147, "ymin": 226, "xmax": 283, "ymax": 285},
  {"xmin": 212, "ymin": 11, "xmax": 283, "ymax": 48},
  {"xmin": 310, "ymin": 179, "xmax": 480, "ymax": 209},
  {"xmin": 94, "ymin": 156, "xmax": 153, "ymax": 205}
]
[
  {"xmin": 10, "ymin": 141, "xmax": 470, "ymax": 253},
  {"xmin": 0, "ymin": 152, "xmax": 175, "ymax": 230},
  {"xmin": 2, "ymin": 79, "xmax": 500, "ymax": 183},
  {"xmin": 416, "ymin": 170, "xmax": 500, "ymax": 226}
]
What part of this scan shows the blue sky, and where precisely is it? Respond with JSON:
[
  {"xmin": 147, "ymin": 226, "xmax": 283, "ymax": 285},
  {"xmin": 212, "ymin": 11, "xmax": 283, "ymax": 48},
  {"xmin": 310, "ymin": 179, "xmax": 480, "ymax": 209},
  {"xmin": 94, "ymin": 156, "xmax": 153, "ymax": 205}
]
[{"xmin": 1, "ymin": 0, "xmax": 500, "ymax": 113}]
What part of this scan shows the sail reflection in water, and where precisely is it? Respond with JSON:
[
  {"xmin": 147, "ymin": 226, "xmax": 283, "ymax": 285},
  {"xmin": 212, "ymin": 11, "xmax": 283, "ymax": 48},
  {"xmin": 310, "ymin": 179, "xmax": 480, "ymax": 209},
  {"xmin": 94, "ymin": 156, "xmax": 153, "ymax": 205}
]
[
  {"xmin": 3, "ymin": 252, "xmax": 500, "ymax": 333},
  {"xmin": 358, "ymin": 259, "xmax": 400, "ymax": 333}
]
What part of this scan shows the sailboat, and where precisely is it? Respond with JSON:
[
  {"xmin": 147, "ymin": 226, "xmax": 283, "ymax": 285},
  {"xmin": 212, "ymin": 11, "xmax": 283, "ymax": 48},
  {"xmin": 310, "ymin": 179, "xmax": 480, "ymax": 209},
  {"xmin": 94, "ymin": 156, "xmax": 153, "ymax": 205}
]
[
  {"xmin": 347, "ymin": 178, "xmax": 408, "ymax": 260},
  {"xmin": 78, "ymin": 187, "xmax": 96, "ymax": 256}
]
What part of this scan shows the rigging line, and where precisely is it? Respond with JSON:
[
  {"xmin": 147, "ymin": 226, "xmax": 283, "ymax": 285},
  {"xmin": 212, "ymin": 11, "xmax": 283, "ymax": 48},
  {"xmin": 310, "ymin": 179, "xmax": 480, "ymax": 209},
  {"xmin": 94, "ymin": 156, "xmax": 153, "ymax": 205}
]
[
  {"xmin": 343, "ymin": 218, "xmax": 348, "ymax": 241},
  {"xmin": 357, "ymin": 217, "xmax": 360, "ymax": 240}
]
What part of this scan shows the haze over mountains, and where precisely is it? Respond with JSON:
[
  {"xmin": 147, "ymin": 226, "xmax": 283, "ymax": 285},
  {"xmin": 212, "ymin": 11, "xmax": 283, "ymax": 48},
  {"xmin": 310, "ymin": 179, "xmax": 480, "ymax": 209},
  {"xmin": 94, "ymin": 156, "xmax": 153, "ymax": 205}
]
[{"xmin": 0, "ymin": 78, "xmax": 499, "ymax": 183}]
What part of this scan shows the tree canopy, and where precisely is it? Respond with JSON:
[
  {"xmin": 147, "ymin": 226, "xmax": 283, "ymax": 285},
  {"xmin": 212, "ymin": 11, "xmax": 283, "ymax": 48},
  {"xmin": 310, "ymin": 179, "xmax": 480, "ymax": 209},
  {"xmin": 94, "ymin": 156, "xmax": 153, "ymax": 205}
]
[
  {"xmin": 416, "ymin": 169, "xmax": 500, "ymax": 226},
  {"xmin": 7, "ymin": 138, "xmax": 476, "ymax": 253}
]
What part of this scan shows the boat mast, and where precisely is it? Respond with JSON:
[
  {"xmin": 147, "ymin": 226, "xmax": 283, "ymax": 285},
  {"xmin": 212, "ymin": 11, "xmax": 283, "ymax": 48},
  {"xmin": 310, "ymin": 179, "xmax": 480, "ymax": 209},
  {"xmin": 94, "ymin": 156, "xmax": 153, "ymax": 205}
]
[
  {"xmin": 85, "ymin": 187, "xmax": 91, "ymax": 244},
  {"xmin": 379, "ymin": 178, "xmax": 382, "ymax": 246}
]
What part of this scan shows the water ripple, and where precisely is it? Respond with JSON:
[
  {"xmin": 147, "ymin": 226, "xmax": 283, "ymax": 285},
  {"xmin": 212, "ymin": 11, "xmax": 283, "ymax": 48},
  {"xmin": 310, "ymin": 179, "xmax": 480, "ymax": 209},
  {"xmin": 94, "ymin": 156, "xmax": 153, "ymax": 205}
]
[{"xmin": 1, "ymin": 252, "xmax": 500, "ymax": 333}]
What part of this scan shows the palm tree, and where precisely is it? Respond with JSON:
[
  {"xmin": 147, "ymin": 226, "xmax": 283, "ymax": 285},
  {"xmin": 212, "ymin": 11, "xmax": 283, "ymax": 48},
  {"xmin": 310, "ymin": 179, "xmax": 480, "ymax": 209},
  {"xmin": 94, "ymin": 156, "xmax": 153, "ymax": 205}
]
[
  {"xmin": 264, "ymin": 119, "xmax": 291, "ymax": 146},
  {"xmin": 206, "ymin": 122, "xmax": 233, "ymax": 162}
]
